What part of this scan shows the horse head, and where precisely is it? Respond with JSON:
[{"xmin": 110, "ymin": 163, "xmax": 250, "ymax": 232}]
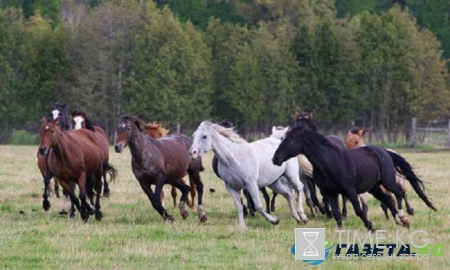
[
  {"xmin": 50, "ymin": 102, "xmax": 69, "ymax": 131},
  {"xmin": 72, "ymin": 110, "xmax": 87, "ymax": 130},
  {"xmin": 189, "ymin": 121, "xmax": 216, "ymax": 160},
  {"xmin": 272, "ymin": 123, "xmax": 307, "ymax": 166},
  {"xmin": 294, "ymin": 111, "xmax": 317, "ymax": 131},
  {"xmin": 39, "ymin": 117, "xmax": 60, "ymax": 156},
  {"xmin": 345, "ymin": 127, "xmax": 370, "ymax": 149},
  {"xmin": 270, "ymin": 126, "xmax": 289, "ymax": 140},
  {"xmin": 114, "ymin": 115, "xmax": 145, "ymax": 153}
]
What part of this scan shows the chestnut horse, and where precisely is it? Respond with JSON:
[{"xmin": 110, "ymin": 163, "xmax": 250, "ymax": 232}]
[
  {"xmin": 39, "ymin": 117, "xmax": 117, "ymax": 221},
  {"xmin": 114, "ymin": 116, "xmax": 206, "ymax": 222},
  {"xmin": 143, "ymin": 121, "xmax": 195, "ymax": 209},
  {"xmin": 345, "ymin": 127, "xmax": 414, "ymax": 216},
  {"xmin": 37, "ymin": 102, "xmax": 74, "ymax": 216},
  {"xmin": 72, "ymin": 110, "xmax": 115, "ymax": 197}
]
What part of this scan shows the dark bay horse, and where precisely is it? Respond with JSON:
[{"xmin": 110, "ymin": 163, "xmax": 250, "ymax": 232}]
[
  {"xmin": 143, "ymin": 121, "xmax": 195, "ymax": 209},
  {"xmin": 39, "ymin": 117, "xmax": 117, "ymax": 221},
  {"xmin": 272, "ymin": 123, "xmax": 437, "ymax": 231},
  {"xmin": 345, "ymin": 127, "xmax": 414, "ymax": 217},
  {"xmin": 72, "ymin": 110, "xmax": 116, "ymax": 197},
  {"xmin": 114, "ymin": 116, "xmax": 207, "ymax": 222}
]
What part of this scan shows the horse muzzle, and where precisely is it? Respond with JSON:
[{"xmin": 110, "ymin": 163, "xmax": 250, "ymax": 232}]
[
  {"xmin": 114, "ymin": 143, "xmax": 123, "ymax": 153},
  {"xmin": 272, "ymin": 155, "xmax": 282, "ymax": 166},
  {"xmin": 189, "ymin": 149, "xmax": 198, "ymax": 160},
  {"xmin": 38, "ymin": 147, "xmax": 48, "ymax": 156}
]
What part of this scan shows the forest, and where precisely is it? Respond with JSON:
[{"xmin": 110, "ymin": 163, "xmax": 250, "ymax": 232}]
[{"xmin": 0, "ymin": 0, "xmax": 449, "ymax": 142}]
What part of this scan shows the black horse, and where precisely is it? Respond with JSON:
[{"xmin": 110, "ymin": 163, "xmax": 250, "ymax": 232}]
[{"xmin": 272, "ymin": 122, "xmax": 437, "ymax": 231}]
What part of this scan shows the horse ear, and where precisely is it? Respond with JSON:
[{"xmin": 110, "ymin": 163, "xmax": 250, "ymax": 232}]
[
  {"xmin": 294, "ymin": 111, "xmax": 300, "ymax": 118},
  {"xmin": 41, "ymin": 116, "xmax": 47, "ymax": 125},
  {"xmin": 272, "ymin": 126, "xmax": 276, "ymax": 133},
  {"xmin": 357, "ymin": 129, "xmax": 364, "ymax": 137},
  {"xmin": 284, "ymin": 126, "xmax": 289, "ymax": 132}
]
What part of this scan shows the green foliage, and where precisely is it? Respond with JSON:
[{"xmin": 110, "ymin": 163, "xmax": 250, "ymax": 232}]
[{"xmin": 7, "ymin": 130, "xmax": 38, "ymax": 145}]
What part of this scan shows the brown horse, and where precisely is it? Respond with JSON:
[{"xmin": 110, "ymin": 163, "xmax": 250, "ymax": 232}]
[
  {"xmin": 72, "ymin": 110, "xmax": 115, "ymax": 197},
  {"xmin": 37, "ymin": 102, "xmax": 74, "ymax": 216},
  {"xmin": 345, "ymin": 127, "xmax": 414, "ymax": 216},
  {"xmin": 114, "ymin": 116, "xmax": 207, "ymax": 222},
  {"xmin": 39, "ymin": 117, "xmax": 117, "ymax": 221},
  {"xmin": 143, "ymin": 121, "xmax": 195, "ymax": 209}
]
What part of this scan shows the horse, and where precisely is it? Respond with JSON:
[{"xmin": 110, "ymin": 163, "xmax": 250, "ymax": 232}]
[
  {"xmin": 211, "ymin": 119, "xmax": 275, "ymax": 217},
  {"xmin": 38, "ymin": 117, "xmax": 117, "ymax": 221},
  {"xmin": 72, "ymin": 110, "xmax": 115, "ymax": 197},
  {"xmin": 37, "ymin": 102, "xmax": 75, "ymax": 216},
  {"xmin": 114, "ymin": 116, "xmax": 207, "ymax": 222},
  {"xmin": 189, "ymin": 120, "xmax": 308, "ymax": 229},
  {"xmin": 345, "ymin": 127, "xmax": 415, "ymax": 216},
  {"xmin": 272, "ymin": 122, "xmax": 437, "ymax": 231},
  {"xmin": 142, "ymin": 121, "xmax": 195, "ymax": 209}
]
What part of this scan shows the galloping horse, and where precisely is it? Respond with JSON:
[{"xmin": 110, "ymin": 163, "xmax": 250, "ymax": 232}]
[
  {"xmin": 72, "ymin": 110, "xmax": 115, "ymax": 197},
  {"xmin": 272, "ymin": 122, "xmax": 437, "ymax": 231},
  {"xmin": 37, "ymin": 102, "xmax": 74, "ymax": 216},
  {"xmin": 114, "ymin": 116, "xmax": 207, "ymax": 222},
  {"xmin": 39, "ymin": 117, "xmax": 117, "ymax": 221},
  {"xmin": 345, "ymin": 127, "xmax": 415, "ymax": 216},
  {"xmin": 189, "ymin": 120, "xmax": 308, "ymax": 229},
  {"xmin": 142, "ymin": 121, "xmax": 195, "ymax": 209}
]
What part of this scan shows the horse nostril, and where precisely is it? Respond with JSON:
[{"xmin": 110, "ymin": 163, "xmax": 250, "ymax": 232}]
[
  {"xmin": 114, "ymin": 145, "xmax": 121, "ymax": 153},
  {"xmin": 39, "ymin": 147, "xmax": 46, "ymax": 156}
]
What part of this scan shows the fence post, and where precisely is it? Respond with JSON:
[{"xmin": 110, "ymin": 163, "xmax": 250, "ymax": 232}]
[
  {"xmin": 411, "ymin": 117, "xmax": 417, "ymax": 148},
  {"xmin": 447, "ymin": 119, "xmax": 450, "ymax": 148}
]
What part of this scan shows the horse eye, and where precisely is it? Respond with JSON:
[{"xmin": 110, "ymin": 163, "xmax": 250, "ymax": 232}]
[
  {"xmin": 127, "ymin": 127, "xmax": 131, "ymax": 131},
  {"xmin": 355, "ymin": 141, "xmax": 358, "ymax": 144},
  {"xmin": 202, "ymin": 135, "xmax": 207, "ymax": 139}
]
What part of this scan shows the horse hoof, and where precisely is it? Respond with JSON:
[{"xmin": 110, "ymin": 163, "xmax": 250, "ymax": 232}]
[
  {"xmin": 271, "ymin": 217, "xmax": 279, "ymax": 225},
  {"xmin": 103, "ymin": 190, "xmax": 111, "ymax": 198},
  {"xmin": 271, "ymin": 206, "xmax": 276, "ymax": 212},
  {"xmin": 370, "ymin": 229, "xmax": 377, "ymax": 234},
  {"xmin": 165, "ymin": 215, "xmax": 175, "ymax": 222},
  {"xmin": 407, "ymin": 208, "xmax": 414, "ymax": 216},
  {"xmin": 95, "ymin": 212, "xmax": 103, "ymax": 221},
  {"xmin": 200, "ymin": 215, "xmax": 208, "ymax": 223},
  {"xmin": 59, "ymin": 210, "xmax": 68, "ymax": 215},
  {"xmin": 43, "ymin": 200, "xmax": 51, "ymax": 211},
  {"xmin": 181, "ymin": 211, "xmax": 189, "ymax": 220}
]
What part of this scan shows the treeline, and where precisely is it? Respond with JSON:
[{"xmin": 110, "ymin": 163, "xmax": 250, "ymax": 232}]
[{"xmin": 0, "ymin": 0, "xmax": 449, "ymax": 143}]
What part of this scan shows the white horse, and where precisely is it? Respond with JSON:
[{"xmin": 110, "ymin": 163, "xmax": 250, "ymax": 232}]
[
  {"xmin": 189, "ymin": 120, "xmax": 308, "ymax": 229},
  {"xmin": 270, "ymin": 126, "xmax": 318, "ymax": 216}
]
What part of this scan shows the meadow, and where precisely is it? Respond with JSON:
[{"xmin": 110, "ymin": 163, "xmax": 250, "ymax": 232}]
[{"xmin": 0, "ymin": 145, "xmax": 448, "ymax": 270}]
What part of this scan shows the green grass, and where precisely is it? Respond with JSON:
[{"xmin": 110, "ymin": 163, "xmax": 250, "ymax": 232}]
[{"xmin": 0, "ymin": 146, "xmax": 449, "ymax": 269}]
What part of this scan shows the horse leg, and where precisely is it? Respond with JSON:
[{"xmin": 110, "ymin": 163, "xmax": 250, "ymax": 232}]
[
  {"xmin": 259, "ymin": 187, "xmax": 271, "ymax": 213},
  {"xmin": 42, "ymin": 169, "xmax": 52, "ymax": 211},
  {"xmin": 187, "ymin": 177, "xmax": 196, "ymax": 209},
  {"xmin": 138, "ymin": 179, "xmax": 174, "ymax": 221},
  {"xmin": 325, "ymin": 193, "xmax": 344, "ymax": 229},
  {"xmin": 342, "ymin": 190, "xmax": 374, "ymax": 232},
  {"xmin": 301, "ymin": 178, "xmax": 316, "ymax": 217},
  {"xmin": 101, "ymin": 163, "xmax": 110, "ymax": 198},
  {"xmin": 170, "ymin": 179, "xmax": 190, "ymax": 220},
  {"xmin": 246, "ymin": 181, "xmax": 279, "ymax": 225},
  {"xmin": 398, "ymin": 177, "xmax": 414, "ymax": 215},
  {"xmin": 307, "ymin": 177, "xmax": 326, "ymax": 215},
  {"xmin": 93, "ymin": 170, "xmax": 103, "ymax": 221},
  {"xmin": 76, "ymin": 173, "xmax": 91, "ymax": 222},
  {"xmin": 268, "ymin": 179, "xmax": 301, "ymax": 224},
  {"xmin": 225, "ymin": 184, "xmax": 246, "ymax": 229},
  {"xmin": 242, "ymin": 189, "xmax": 253, "ymax": 217},
  {"xmin": 379, "ymin": 179, "xmax": 409, "ymax": 227},
  {"xmin": 68, "ymin": 182, "xmax": 76, "ymax": 218},
  {"xmin": 170, "ymin": 186, "xmax": 177, "ymax": 208},
  {"xmin": 358, "ymin": 194, "xmax": 369, "ymax": 220},
  {"xmin": 368, "ymin": 184, "xmax": 408, "ymax": 228},
  {"xmin": 341, "ymin": 195, "xmax": 347, "ymax": 219},
  {"xmin": 282, "ymin": 160, "xmax": 308, "ymax": 223},
  {"xmin": 187, "ymin": 168, "xmax": 207, "ymax": 222},
  {"xmin": 270, "ymin": 192, "xmax": 278, "ymax": 213}
]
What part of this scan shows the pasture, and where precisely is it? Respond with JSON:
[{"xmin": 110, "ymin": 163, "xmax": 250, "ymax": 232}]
[{"xmin": 0, "ymin": 145, "xmax": 448, "ymax": 269}]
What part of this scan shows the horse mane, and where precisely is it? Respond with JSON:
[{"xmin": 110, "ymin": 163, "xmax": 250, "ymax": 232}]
[
  {"xmin": 203, "ymin": 120, "xmax": 245, "ymax": 143},
  {"xmin": 302, "ymin": 128, "xmax": 341, "ymax": 152},
  {"xmin": 144, "ymin": 122, "xmax": 170, "ymax": 137}
]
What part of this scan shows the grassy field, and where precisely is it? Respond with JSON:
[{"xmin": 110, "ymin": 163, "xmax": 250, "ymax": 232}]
[{"xmin": 0, "ymin": 145, "xmax": 448, "ymax": 269}]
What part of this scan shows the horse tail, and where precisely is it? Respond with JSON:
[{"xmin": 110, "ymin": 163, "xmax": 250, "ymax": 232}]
[
  {"xmin": 103, "ymin": 162, "xmax": 118, "ymax": 182},
  {"xmin": 387, "ymin": 151, "xmax": 437, "ymax": 211}
]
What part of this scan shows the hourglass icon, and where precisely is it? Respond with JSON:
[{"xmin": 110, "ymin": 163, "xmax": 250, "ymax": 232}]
[{"xmin": 302, "ymin": 232, "xmax": 319, "ymax": 256}]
